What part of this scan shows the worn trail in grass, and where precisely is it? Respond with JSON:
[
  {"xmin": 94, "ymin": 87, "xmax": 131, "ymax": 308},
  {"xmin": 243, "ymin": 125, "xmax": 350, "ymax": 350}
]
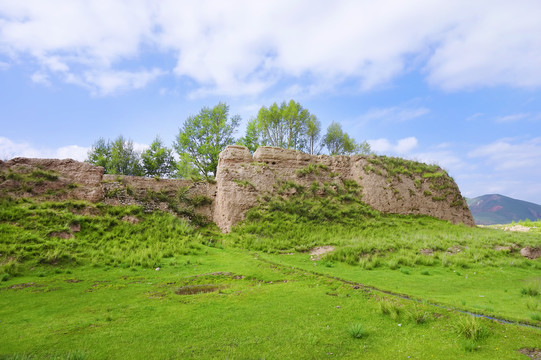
[{"xmin": 262, "ymin": 252, "xmax": 541, "ymax": 326}]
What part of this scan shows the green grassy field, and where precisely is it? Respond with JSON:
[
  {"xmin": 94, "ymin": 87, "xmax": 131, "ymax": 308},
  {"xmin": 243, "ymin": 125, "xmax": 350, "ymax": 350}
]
[{"xmin": 1, "ymin": 191, "xmax": 540, "ymax": 359}]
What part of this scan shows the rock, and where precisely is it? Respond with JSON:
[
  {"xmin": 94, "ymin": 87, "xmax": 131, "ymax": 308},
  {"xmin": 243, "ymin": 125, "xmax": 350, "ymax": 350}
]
[{"xmin": 520, "ymin": 247, "xmax": 541, "ymax": 259}]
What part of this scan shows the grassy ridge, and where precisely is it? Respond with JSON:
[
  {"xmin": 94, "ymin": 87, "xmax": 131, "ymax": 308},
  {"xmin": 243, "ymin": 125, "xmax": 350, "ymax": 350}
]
[
  {"xmin": 0, "ymin": 198, "xmax": 202, "ymax": 280},
  {"xmin": 226, "ymin": 178, "xmax": 540, "ymax": 270}
]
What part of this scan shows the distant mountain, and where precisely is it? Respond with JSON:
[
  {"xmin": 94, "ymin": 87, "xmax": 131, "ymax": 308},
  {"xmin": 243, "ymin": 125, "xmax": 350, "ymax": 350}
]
[{"xmin": 466, "ymin": 194, "xmax": 541, "ymax": 225}]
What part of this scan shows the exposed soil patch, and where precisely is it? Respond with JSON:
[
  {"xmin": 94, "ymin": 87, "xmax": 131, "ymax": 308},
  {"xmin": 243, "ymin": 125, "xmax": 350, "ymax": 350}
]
[
  {"xmin": 519, "ymin": 348, "xmax": 541, "ymax": 360},
  {"xmin": 175, "ymin": 284, "xmax": 225, "ymax": 295},
  {"xmin": 447, "ymin": 245, "xmax": 466, "ymax": 255},
  {"xmin": 147, "ymin": 291, "xmax": 168, "ymax": 299},
  {"xmin": 419, "ymin": 248, "xmax": 434, "ymax": 256},
  {"xmin": 49, "ymin": 231, "xmax": 74, "ymax": 239},
  {"xmin": 122, "ymin": 215, "xmax": 140, "ymax": 224},
  {"xmin": 310, "ymin": 246, "xmax": 335, "ymax": 261},
  {"xmin": 65, "ymin": 279, "xmax": 82, "ymax": 283},
  {"xmin": 9, "ymin": 282, "xmax": 37, "ymax": 290},
  {"xmin": 520, "ymin": 247, "xmax": 541, "ymax": 260},
  {"xmin": 504, "ymin": 225, "xmax": 531, "ymax": 232},
  {"xmin": 70, "ymin": 207, "xmax": 101, "ymax": 217}
]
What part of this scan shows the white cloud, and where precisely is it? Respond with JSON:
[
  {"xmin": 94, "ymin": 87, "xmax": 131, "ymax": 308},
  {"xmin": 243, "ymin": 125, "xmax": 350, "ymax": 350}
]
[
  {"xmin": 495, "ymin": 113, "xmax": 530, "ymax": 123},
  {"xmin": 494, "ymin": 112, "xmax": 541, "ymax": 123},
  {"xmin": 396, "ymin": 137, "xmax": 419, "ymax": 153},
  {"xmin": 426, "ymin": 1, "xmax": 541, "ymax": 91},
  {"xmin": 30, "ymin": 71, "xmax": 51, "ymax": 86},
  {"xmin": 468, "ymin": 137, "xmax": 541, "ymax": 171},
  {"xmin": 1, "ymin": 1, "xmax": 541, "ymax": 95},
  {"xmin": 0, "ymin": 136, "xmax": 89, "ymax": 161},
  {"xmin": 358, "ymin": 107, "xmax": 430, "ymax": 124},
  {"xmin": 369, "ymin": 136, "xmax": 418, "ymax": 154},
  {"xmin": 132, "ymin": 142, "xmax": 149, "ymax": 153},
  {"xmin": 55, "ymin": 145, "xmax": 90, "ymax": 161},
  {"xmin": 30, "ymin": 71, "xmax": 50, "ymax": 85},
  {"xmin": 82, "ymin": 68, "xmax": 166, "ymax": 96},
  {"xmin": 410, "ymin": 150, "xmax": 466, "ymax": 172},
  {"xmin": 465, "ymin": 113, "xmax": 484, "ymax": 122}
]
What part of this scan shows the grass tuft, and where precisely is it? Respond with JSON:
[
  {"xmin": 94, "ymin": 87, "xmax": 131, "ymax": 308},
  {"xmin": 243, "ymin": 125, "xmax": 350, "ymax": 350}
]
[
  {"xmin": 347, "ymin": 323, "xmax": 367, "ymax": 339},
  {"xmin": 521, "ymin": 279, "xmax": 541, "ymax": 297},
  {"xmin": 453, "ymin": 316, "xmax": 490, "ymax": 341}
]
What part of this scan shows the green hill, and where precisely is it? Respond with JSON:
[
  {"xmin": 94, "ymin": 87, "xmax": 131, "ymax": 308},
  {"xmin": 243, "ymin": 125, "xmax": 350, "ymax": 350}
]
[{"xmin": 467, "ymin": 194, "xmax": 541, "ymax": 225}]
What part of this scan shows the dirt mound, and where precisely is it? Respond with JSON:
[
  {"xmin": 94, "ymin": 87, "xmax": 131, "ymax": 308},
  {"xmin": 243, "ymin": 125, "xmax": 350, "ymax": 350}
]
[
  {"xmin": 520, "ymin": 247, "xmax": 541, "ymax": 259},
  {"xmin": 310, "ymin": 246, "xmax": 335, "ymax": 260}
]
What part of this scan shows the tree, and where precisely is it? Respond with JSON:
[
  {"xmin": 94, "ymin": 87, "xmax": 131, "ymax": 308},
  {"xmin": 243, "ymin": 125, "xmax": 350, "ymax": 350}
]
[
  {"xmin": 323, "ymin": 122, "xmax": 371, "ymax": 156},
  {"xmin": 175, "ymin": 153, "xmax": 202, "ymax": 180},
  {"xmin": 174, "ymin": 102, "xmax": 240, "ymax": 179},
  {"xmin": 86, "ymin": 136, "xmax": 143, "ymax": 176},
  {"xmin": 256, "ymin": 100, "xmax": 310, "ymax": 151},
  {"xmin": 86, "ymin": 137, "xmax": 110, "ymax": 168},
  {"xmin": 141, "ymin": 136, "xmax": 175, "ymax": 178},
  {"xmin": 306, "ymin": 114, "xmax": 322, "ymax": 155},
  {"xmin": 237, "ymin": 118, "xmax": 261, "ymax": 153},
  {"xmin": 108, "ymin": 136, "xmax": 144, "ymax": 176}
]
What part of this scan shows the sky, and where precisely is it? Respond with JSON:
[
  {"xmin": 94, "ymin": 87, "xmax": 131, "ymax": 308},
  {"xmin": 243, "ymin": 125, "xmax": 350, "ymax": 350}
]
[{"xmin": 1, "ymin": 1, "xmax": 541, "ymax": 204}]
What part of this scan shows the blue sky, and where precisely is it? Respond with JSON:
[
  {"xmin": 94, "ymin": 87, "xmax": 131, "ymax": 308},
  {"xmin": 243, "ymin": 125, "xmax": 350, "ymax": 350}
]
[{"xmin": 1, "ymin": 1, "xmax": 541, "ymax": 204}]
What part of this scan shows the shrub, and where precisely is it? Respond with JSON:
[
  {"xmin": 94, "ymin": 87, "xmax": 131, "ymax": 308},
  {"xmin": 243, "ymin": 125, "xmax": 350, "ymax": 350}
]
[{"xmin": 296, "ymin": 163, "xmax": 328, "ymax": 177}]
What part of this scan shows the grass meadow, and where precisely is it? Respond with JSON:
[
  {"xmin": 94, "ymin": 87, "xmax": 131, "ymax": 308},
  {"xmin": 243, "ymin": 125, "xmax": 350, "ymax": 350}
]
[{"xmin": 1, "ymin": 184, "xmax": 540, "ymax": 359}]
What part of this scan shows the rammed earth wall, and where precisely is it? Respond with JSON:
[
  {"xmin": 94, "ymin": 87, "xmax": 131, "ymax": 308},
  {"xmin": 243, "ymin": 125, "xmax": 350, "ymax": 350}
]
[
  {"xmin": 213, "ymin": 146, "xmax": 475, "ymax": 232},
  {"xmin": 0, "ymin": 146, "xmax": 475, "ymax": 232}
]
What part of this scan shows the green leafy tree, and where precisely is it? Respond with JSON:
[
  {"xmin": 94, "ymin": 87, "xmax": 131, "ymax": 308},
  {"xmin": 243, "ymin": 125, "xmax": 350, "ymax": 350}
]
[
  {"xmin": 357, "ymin": 140, "xmax": 372, "ymax": 155},
  {"xmin": 174, "ymin": 102, "xmax": 240, "ymax": 179},
  {"xmin": 86, "ymin": 136, "xmax": 143, "ymax": 176},
  {"xmin": 108, "ymin": 136, "xmax": 144, "ymax": 176},
  {"xmin": 256, "ymin": 100, "xmax": 310, "ymax": 151},
  {"xmin": 306, "ymin": 114, "xmax": 322, "ymax": 155},
  {"xmin": 323, "ymin": 122, "xmax": 371, "ymax": 155},
  {"xmin": 175, "ymin": 153, "xmax": 202, "ymax": 180},
  {"xmin": 86, "ymin": 137, "xmax": 110, "ymax": 168},
  {"xmin": 237, "ymin": 118, "xmax": 261, "ymax": 153},
  {"xmin": 141, "ymin": 136, "xmax": 175, "ymax": 178}
]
